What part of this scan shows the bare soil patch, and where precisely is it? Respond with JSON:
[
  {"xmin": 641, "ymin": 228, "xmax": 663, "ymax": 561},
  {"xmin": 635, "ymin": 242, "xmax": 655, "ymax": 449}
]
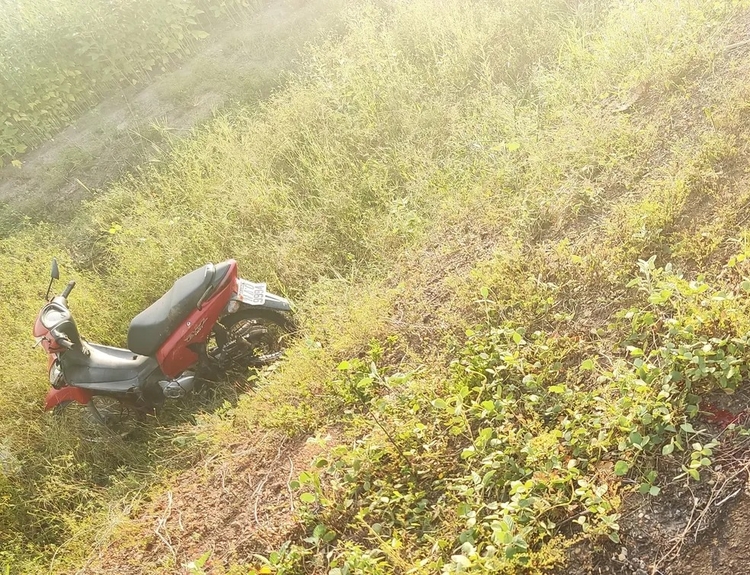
[
  {"xmin": 560, "ymin": 391, "xmax": 750, "ymax": 575},
  {"xmin": 79, "ymin": 430, "xmax": 336, "ymax": 575}
]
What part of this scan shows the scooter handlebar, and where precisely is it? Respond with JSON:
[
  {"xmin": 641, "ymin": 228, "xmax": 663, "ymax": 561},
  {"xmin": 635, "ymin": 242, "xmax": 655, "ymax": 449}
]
[
  {"xmin": 49, "ymin": 328, "xmax": 74, "ymax": 350},
  {"xmin": 61, "ymin": 280, "xmax": 76, "ymax": 299}
]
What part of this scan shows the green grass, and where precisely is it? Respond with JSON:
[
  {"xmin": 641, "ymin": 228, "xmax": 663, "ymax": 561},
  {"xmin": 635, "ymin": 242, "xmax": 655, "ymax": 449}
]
[
  {"xmin": 2, "ymin": 0, "xmax": 750, "ymax": 572},
  {"xmin": 0, "ymin": 0, "xmax": 348, "ymax": 237},
  {"xmin": 0, "ymin": 0, "xmax": 263, "ymax": 164}
]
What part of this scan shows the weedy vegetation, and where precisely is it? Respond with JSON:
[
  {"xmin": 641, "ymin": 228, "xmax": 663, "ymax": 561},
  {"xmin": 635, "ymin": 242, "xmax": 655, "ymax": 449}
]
[
  {"xmin": 0, "ymin": 0, "xmax": 261, "ymax": 165},
  {"xmin": 2, "ymin": 0, "xmax": 750, "ymax": 573}
]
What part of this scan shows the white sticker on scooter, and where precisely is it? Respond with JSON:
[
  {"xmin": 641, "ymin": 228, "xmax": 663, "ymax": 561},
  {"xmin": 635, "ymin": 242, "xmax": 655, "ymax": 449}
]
[{"xmin": 238, "ymin": 280, "xmax": 267, "ymax": 306}]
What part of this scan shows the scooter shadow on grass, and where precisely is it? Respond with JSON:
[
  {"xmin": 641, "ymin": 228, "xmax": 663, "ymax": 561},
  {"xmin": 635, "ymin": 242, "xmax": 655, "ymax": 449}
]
[{"xmin": 48, "ymin": 366, "xmax": 274, "ymax": 448}]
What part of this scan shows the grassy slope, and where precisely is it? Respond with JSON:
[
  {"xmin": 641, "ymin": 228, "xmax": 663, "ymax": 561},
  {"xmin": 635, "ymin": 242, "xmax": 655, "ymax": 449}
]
[
  {"xmin": 0, "ymin": 0, "xmax": 262, "ymax": 164},
  {"xmin": 0, "ymin": 0, "xmax": 347, "ymax": 234},
  {"xmin": 2, "ymin": 0, "xmax": 750, "ymax": 572}
]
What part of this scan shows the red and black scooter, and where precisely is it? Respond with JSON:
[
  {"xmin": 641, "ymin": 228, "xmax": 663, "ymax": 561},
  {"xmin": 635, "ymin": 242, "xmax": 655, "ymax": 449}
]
[{"xmin": 34, "ymin": 258, "xmax": 294, "ymax": 425}]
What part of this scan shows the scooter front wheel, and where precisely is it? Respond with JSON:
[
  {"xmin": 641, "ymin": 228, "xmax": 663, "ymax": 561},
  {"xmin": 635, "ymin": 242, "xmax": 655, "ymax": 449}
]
[{"xmin": 53, "ymin": 396, "xmax": 142, "ymax": 439}]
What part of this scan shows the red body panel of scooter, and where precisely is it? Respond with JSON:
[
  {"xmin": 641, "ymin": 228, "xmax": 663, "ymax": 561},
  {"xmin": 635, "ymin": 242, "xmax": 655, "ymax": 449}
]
[{"xmin": 157, "ymin": 261, "xmax": 238, "ymax": 378}]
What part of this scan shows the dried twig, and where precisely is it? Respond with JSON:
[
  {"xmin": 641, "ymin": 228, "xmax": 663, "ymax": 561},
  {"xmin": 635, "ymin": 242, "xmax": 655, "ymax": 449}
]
[
  {"xmin": 220, "ymin": 464, "xmax": 228, "ymax": 492},
  {"xmin": 713, "ymin": 487, "xmax": 741, "ymax": 508},
  {"xmin": 653, "ymin": 458, "xmax": 750, "ymax": 573},
  {"xmin": 253, "ymin": 476, "xmax": 271, "ymax": 528},
  {"xmin": 287, "ymin": 455, "xmax": 296, "ymax": 514},
  {"xmin": 251, "ymin": 440, "xmax": 287, "ymax": 529},
  {"xmin": 154, "ymin": 491, "xmax": 176, "ymax": 558},
  {"xmin": 724, "ymin": 38, "xmax": 750, "ymax": 51}
]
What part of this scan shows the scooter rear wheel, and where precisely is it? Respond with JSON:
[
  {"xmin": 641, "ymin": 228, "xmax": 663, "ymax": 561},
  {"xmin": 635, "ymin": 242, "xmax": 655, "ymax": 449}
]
[{"xmin": 207, "ymin": 309, "xmax": 297, "ymax": 374}]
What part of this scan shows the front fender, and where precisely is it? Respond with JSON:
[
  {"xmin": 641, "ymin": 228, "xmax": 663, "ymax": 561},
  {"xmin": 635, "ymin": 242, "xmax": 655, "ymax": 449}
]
[{"xmin": 45, "ymin": 386, "xmax": 92, "ymax": 411}]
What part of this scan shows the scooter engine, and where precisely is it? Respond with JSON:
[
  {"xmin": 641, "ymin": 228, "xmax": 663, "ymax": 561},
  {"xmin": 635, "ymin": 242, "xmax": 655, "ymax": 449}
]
[{"xmin": 159, "ymin": 372, "xmax": 196, "ymax": 399}]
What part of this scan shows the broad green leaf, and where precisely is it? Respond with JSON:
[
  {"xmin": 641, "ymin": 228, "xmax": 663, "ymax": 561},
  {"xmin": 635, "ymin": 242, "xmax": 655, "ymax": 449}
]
[
  {"xmin": 629, "ymin": 431, "xmax": 643, "ymax": 446},
  {"xmin": 614, "ymin": 461, "xmax": 630, "ymax": 476},
  {"xmin": 194, "ymin": 550, "xmax": 211, "ymax": 568},
  {"xmin": 300, "ymin": 492, "xmax": 316, "ymax": 504},
  {"xmin": 461, "ymin": 447, "xmax": 476, "ymax": 459},
  {"xmin": 452, "ymin": 555, "xmax": 471, "ymax": 568},
  {"xmin": 680, "ymin": 422, "xmax": 695, "ymax": 433}
]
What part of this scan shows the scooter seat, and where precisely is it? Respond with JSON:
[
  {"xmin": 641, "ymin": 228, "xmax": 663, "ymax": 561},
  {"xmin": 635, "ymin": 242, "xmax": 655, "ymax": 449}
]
[
  {"xmin": 60, "ymin": 343, "xmax": 159, "ymax": 393},
  {"xmin": 126, "ymin": 261, "xmax": 232, "ymax": 356}
]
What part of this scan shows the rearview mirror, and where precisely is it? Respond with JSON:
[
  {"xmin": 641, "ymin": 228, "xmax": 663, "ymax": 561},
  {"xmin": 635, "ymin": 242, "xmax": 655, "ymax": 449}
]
[{"xmin": 51, "ymin": 258, "xmax": 59, "ymax": 280}]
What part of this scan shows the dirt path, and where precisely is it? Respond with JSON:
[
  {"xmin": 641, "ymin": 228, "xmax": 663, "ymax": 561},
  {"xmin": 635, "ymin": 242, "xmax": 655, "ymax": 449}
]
[{"xmin": 0, "ymin": 0, "xmax": 343, "ymax": 227}]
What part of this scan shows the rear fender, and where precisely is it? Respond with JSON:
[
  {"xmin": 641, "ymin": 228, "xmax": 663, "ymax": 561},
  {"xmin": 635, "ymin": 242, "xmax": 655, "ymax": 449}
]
[
  {"xmin": 232, "ymin": 278, "xmax": 292, "ymax": 312},
  {"xmin": 45, "ymin": 386, "xmax": 92, "ymax": 411},
  {"xmin": 230, "ymin": 289, "xmax": 291, "ymax": 312},
  {"xmin": 255, "ymin": 292, "xmax": 292, "ymax": 312}
]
